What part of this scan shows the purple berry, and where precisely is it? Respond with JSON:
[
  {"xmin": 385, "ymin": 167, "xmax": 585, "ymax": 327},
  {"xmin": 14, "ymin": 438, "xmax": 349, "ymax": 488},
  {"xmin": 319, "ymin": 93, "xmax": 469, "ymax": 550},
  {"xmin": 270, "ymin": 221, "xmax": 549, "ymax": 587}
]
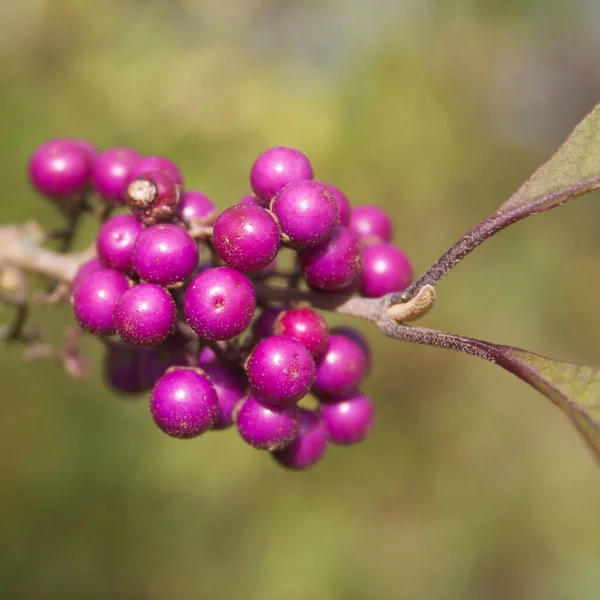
[
  {"xmin": 69, "ymin": 139, "xmax": 97, "ymax": 160},
  {"xmin": 150, "ymin": 367, "xmax": 219, "ymax": 438},
  {"xmin": 132, "ymin": 224, "xmax": 199, "ymax": 287},
  {"xmin": 71, "ymin": 268, "xmax": 129, "ymax": 335},
  {"xmin": 312, "ymin": 334, "xmax": 367, "ymax": 398},
  {"xmin": 197, "ymin": 345, "xmax": 217, "ymax": 365},
  {"xmin": 178, "ymin": 190, "xmax": 216, "ymax": 225},
  {"xmin": 349, "ymin": 205, "xmax": 393, "ymax": 243},
  {"xmin": 246, "ymin": 336, "xmax": 315, "ymax": 406},
  {"xmin": 236, "ymin": 394, "xmax": 300, "ymax": 450},
  {"xmin": 299, "ymin": 226, "xmax": 363, "ymax": 291},
  {"xmin": 329, "ymin": 326, "xmax": 372, "ymax": 373},
  {"xmin": 126, "ymin": 155, "xmax": 183, "ymax": 187},
  {"xmin": 28, "ymin": 139, "xmax": 92, "ymax": 200},
  {"xmin": 321, "ymin": 393, "xmax": 374, "ymax": 445},
  {"xmin": 322, "ymin": 183, "xmax": 351, "ymax": 226},
  {"xmin": 126, "ymin": 170, "xmax": 180, "ymax": 226},
  {"xmin": 92, "ymin": 147, "xmax": 141, "ymax": 205},
  {"xmin": 96, "ymin": 214, "xmax": 143, "ymax": 274},
  {"xmin": 138, "ymin": 343, "xmax": 189, "ymax": 389},
  {"xmin": 213, "ymin": 204, "xmax": 280, "ymax": 272},
  {"xmin": 238, "ymin": 194, "xmax": 261, "ymax": 206},
  {"xmin": 103, "ymin": 342, "xmax": 148, "ymax": 395},
  {"xmin": 274, "ymin": 308, "xmax": 328, "ymax": 358},
  {"xmin": 250, "ymin": 147, "xmax": 313, "ymax": 202},
  {"xmin": 272, "ymin": 409, "xmax": 328, "ymax": 470},
  {"xmin": 201, "ymin": 360, "xmax": 247, "ymax": 430},
  {"xmin": 184, "ymin": 267, "xmax": 256, "ymax": 341},
  {"xmin": 71, "ymin": 257, "xmax": 103, "ymax": 293},
  {"xmin": 251, "ymin": 307, "xmax": 284, "ymax": 340},
  {"xmin": 114, "ymin": 283, "xmax": 176, "ymax": 346},
  {"xmin": 271, "ymin": 180, "xmax": 339, "ymax": 248},
  {"xmin": 360, "ymin": 242, "xmax": 413, "ymax": 298}
]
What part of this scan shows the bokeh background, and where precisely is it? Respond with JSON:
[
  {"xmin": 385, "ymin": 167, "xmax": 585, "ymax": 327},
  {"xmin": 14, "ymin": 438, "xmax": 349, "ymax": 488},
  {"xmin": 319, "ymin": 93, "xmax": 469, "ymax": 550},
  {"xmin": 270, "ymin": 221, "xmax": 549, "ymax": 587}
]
[{"xmin": 1, "ymin": 1, "xmax": 600, "ymax": 598}]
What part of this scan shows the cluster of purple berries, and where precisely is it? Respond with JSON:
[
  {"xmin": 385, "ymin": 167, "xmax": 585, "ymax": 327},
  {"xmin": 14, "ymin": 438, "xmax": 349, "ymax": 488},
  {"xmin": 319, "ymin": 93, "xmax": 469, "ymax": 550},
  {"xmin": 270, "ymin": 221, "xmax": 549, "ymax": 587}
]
[{"xmin": 28, "ymin": 139, "xmax": 413, "ymax": 470}]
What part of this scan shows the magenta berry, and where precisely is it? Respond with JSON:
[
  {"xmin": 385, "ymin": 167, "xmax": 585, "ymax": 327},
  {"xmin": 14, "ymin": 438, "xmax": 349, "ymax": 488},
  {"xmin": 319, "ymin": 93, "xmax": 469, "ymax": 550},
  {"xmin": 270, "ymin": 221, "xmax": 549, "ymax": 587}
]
[
  {"xmin": 71, "ymin": 268, "xmax": 129, "ymax": 335},
  {"xmin": 126, "ymin": 155, "xmax": 183, "ymax": 187},
  {"xmin": 71, "ymin": 257, "xmax": 103, "ymax": 293},
  {"xmin": 197, "ymin": 345, "xmax": 217, "ymax": 366},
  {"xmin": 238, "ymin": 194, "xmax": 261, "ymax": 206},
  {"xmin": 103, "ymin": 343, "xmax": 148, "ymax": 395},
  {"xmin": 236, "ymin": 394, "xmax": 300, "ymax": 451},
  {"xmin": 69, "ymin": 139, "xmax": 96, "ymax": 160},
  {"xmin": 271, "ymin": 180, "xmax": 339, "ymax": 248},
  {"xmin": 96, "ymin": 214, "xmax": 143, "ymax": 274},
  {"xmin": 250, "ymin": 146, "xmax": 313, "ymax": 201},
  {"xmin": 251, "ymin": 307, "xmax": 284, "ymax": 340},
  {"xmin": 126, "ymin": 170, "xmax": 180, "ymax": 226},
  {"xmin": 300, "ymin": 226, "xmax": 363, "ymax": 291},
  {"xmin": 178, "ymin": 190, "xmax": 216, "ymax": 224},
  {"xmin": 184, "ymin": 267, "xmax": 256, "ymax": 341},
  {"xmin": 321, "ymin": 393, "xmax": 374, "ymax": 445},
  {"xmin": 274, "ymin": 308, "xmax": 329, "ymax": 358},
  {"xmin": 329, "ymin": 326, "xmax": 372, "ymax": 373},
  {"xmin": 213, "ymin": 204, "xmax": 280, "ymax": 272},
  {"xmin": 360, "ymin": 242, "xmax": 413, "ymax": 298},
  {"xmin": 132, "ymin": 224, "xmax": 199, "ymax": 287},
  {"xmin": 349, "ymin": 205, "xmax": 393, "ymax": 243},
  {"xmin": 201, "ymin": 360, "xmax": 247, "ymax": 430},
  {"xmin": 92, "ymin": 147, "xmax": 141, "ymax": 205},
  {"xmin": 246, "ymin": 336, "xmax": 315, "ymax": 406},
  {"xmin": 150, "ymin": 367, "xmax": 219, "ymax": 438},
  {"xmin": 322, "ymin": 183, "xmax": 351, "ymax": 226},
  {"xmin": 114, "ymin": 283, "xmax": 176, "ymax": 346},
  {"xmin": 272, "ymin": 409, "xmax": 328, "ymax": 470}
]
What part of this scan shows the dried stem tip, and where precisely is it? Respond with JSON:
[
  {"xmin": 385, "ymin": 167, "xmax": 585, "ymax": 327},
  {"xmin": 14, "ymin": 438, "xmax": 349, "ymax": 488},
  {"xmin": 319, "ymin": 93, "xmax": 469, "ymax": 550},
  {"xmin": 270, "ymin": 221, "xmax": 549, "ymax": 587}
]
[
  {"xmin": 127, "ymin": 178, "xmax": 157, "ymax": 208},
  {"xmin": 386, "ymin": 284, "xmax": 436, "ymax": 324}
]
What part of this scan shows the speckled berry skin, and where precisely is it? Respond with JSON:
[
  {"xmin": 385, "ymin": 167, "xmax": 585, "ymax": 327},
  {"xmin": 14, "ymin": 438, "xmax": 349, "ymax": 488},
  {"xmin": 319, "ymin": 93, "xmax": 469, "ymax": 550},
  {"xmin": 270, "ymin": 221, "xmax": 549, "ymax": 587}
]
[
  {"xmin": 312, "ymin": 334, "xmax": 367, "ymax": 399},
  {"xmin": 299, "ymin": 226, "xmax": 363, "ymax": 291},
  {"xmin": 96, "ymin": 214, "xmax": 143, "ymax": 274},
  {"xmin": 322, "ymin": 183, "xmax": 351, "ymax": 226},
  {"xmin": 92, "ymin": 147, "xmax": 140, "ymax": 205},
  {"xmin": 28, "ymin": 139, "xmax": 92, "ymax": 200},
  {"xmin": 246, "ymin": 336, "xmax": 315, "ymax": 406},
  {"xmin": 275, "ymin": 308, "xmax": 329, "ymax": 358},
  {"xmin": 126, "ymin": 155, "xmax": 183, "ymax": 187},
  {"xmin": 150, "ymin": 367, "xmax": 219, "ymax": 438},
  {"xmin": 184, "ymin": 267, "xmax": 256, "ymax": 341},
  {"xmin": 236, "ymin": 394, "xmax": 300, "ymax": 450},
  {"xmin": 272, "ymin": 409, "xmax": 328, "ymax": 470},
  {"xmin": 178, "ymin": 190, "xmax": 216, "ymax": 225},
  {"xmin": 126, "ymin": 170, "xmax": 180, "ymax": 226},
  {"xmin": 349, "ymin": 205, "xmax": 393, "ymax": 243},
  {"xmin": 103, "ymin": 343, "xmax": 148, "ymax": 395},
  {"xmin": 132, "ymin": 224, "xmax": 199, "ymax": 287},
  {"xmin": 250, "ymin": 147, "xmax": 313, "ymax": 202},
  {"xmin": 114, "ymin": 283, "xmax": 176, "ymax": 346},
  {"xmin": 213, "ymin": 204, "xmax": 280, "ymax": 272},
  {"xmin": 321, "ymin": 393, "xmax": 374, "ymax": 445},
  {"xmin": 329, "ymin": 326, "xmax": 372, "ymax": 373},
  {"xmin": 71, "ymin": 257, "xmax": 103, "ymax": 293},
  {"xmin": 271, "ymin": 180, "xmax": 339, "ymax": 248},
  {"xmin": 360, "ymin": 242, "xmax": 413, "ymax": 298},
  {"xmin": 71, "ymin": 268, "xmax": 130, "ymax": 335},
  {"xmin": 201, "ymin": 359, "xmax": 247, "ymax": 430}
]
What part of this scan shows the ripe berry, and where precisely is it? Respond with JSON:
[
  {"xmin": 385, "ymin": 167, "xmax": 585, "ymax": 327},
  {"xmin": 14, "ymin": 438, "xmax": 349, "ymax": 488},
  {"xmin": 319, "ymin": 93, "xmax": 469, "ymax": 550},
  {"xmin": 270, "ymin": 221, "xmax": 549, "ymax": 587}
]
[
  {"xmin": 178, "ymin": 190, "xmax": 216, "ymax": 225},
  {"xmin": 271, "ymin": 180, "xmax": 339, "ymax": 248},
  {"xmin": 126, "ymin": 170, "xmax": 180, "ymax": 226},
  {"xmin": 213, "ymin": 204, "xmax": 280, "ymax": 272},
  {"xmin": 329, "ymin": 326, "xmax": 372, "ymax": 373},
  {"xmin": 246, "ymin": 336, "xmax": 315, "ymax": 406},
  {"xmin": 69, "ymin": 139, "xmax": 96, "ymax": 161},
  {"xmin": 250, "ymin": 146, "xmax": 313, "ymax": 202},
  {"xmin": 71, "ymin": 268, "xmax": 130, "ymax": 335},
  {"xmin": 312, "ymin": 334, "xmax": 367, "ymax": 398},
  {"xmin": 114, "ymin": 283, "xmax": 176, "ymax": 346},
  {"xmin": 184, "ymin": 267, "xmax": 256, "ymax": 341},
  {"xmin": 150, "ymin": 367, "xmax": 219, "ymax": 438},
  {"xmin": 251, "ymin": 307, "xmax": 284, "ymax": 340},
  {"xmin": 132, "ymin": 224, "xmax": 199, "ymax": 287},
  {"xmin": 197, "ymin": 345, "xmax": 217, "ymax": 365},
  {"xmin": 321, "ymin": 393, "xmax": 374, "ymax": 445},
  {"xmin": 322, "ymin": 183, "xmax": 351, "ymax": 226},
  {"xmin": 238, "ymin": 194, "xmax": 261, "ymax": 206},
  {"xmin": 236, "ymin": 394, "xmax": 300, "ymax": 451},
  {"xmin": 201, "ymin": 359, "xmax": 247, "ymax": 430},
  {"xmin": 299, "ymin": 226, "xmax": 363, "ymax": 291},
  {"xmin": 126, "ymin": 155, "xmax": 183, "ymax": 187},
  {"xmin": 360, "ymin": 242, "xmax": 413, "ymax": 298},
  {"xmin": 96, "ymin": 214, "xmax": 143, "ymax": 274},
  {"xmin": 274, "ymin": 308, "xmax": 328, "ymax": 358},
  {"xmin": 92, "ymin": 147, "xmax": 141, "ymax": 205},
  {"xmin": 71, "ymin": 257, "xmax": 103, "ymax": 293},
  {"xmin": 138, "ymin": 344, "xmax": 189, "ymax": 389},
  {"xmin": 272, "ymin": 408, "xmax": 328, "ymax": 470},
  {"xmin": 102, "ymin": 342, "xmax": 147, "ymax": 395},
  {"xmin": 349, "ymin": 205, "xmax": 393, "ymax": 243}
]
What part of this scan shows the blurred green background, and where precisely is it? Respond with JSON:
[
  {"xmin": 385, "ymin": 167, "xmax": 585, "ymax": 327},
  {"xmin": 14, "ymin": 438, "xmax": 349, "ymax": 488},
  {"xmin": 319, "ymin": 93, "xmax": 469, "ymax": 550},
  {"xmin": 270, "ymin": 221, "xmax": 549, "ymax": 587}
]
[{"xmin": 1, "ymin": 1, "xmax": 600, "ymax": 598}]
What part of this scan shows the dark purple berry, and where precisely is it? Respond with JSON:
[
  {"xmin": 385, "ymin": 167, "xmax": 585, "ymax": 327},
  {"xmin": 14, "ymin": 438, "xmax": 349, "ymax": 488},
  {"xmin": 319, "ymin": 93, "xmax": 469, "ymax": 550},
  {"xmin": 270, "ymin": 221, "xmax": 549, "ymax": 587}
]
[
  {"xmin": 274, "ymin": 308, "xmax": 328, "ymax": 358},
  {"xmin": 138, "ymin": 344, "xmax": 189, "ymax": 389},
  {"xmin": 126, "ymin": 155, "xmax": 183, "ymax": 187},
  {"xmin": 322, "ymin": 183, "xmax": 351, "ymax": 226},
  {"xmin": 329, "ymin": 326, "xmax": 372, "ymax": 373},
  {"xmin": 251, "ymin": 307, "xmax": 284, "ymax": 340},
  {"xmin": 321, "ymin": 393, "xmax": 374, "ymax": 445},
  {"xmin": 361, "ymin": 242, "xmax": 413, "ymax": 298},
  {"xmin": 103, "ymin": 342, "xmax": 148, "ymax": 395},
  {"xmin": 92, "ymin": 147, "xmax": 140, "ymax": 206},
  {"xmin": 96, "ymin": 214, "xmax": 143, "ymax": 274},
  {"xmin": 178, "ymin": 190, "xmax": 216, "ymax": 225},
  {"xmin": 71, "ymin": 257, "xmax": 103, "ymax": 293},
  {"xmin": 201, "ymin": 359, "xmax": 247, "ymax": 430},
  {"xmin": 126, "ymin": 170, "xmax": 180, "ymax": 226},
  {"xmin": 349, "ymin": 205, "xmax": 393, "ymax": 243},
  {"xmin": 197, "ymin": 345, "xmax": 217, "ymax": 365}
]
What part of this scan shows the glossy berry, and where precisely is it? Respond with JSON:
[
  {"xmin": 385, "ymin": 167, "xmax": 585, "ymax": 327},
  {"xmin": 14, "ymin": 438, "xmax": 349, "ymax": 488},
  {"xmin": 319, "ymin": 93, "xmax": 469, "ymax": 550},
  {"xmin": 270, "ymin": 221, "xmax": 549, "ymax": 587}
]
[
  {"xmin": 184, "ymin": 267, "xmax": 256, "ymax": 341},
  {"xmin": 126, "ymin": 155, "xmax": 183, "ymax": 187},
  {"xmin": 138, "ymin": 344, "xmax": 188, "ymax": 389},
  {"xmin": 251, "ymin": 307, "xmax": 283, "ymax": 340},
  {"xmin": 92, "ymin": 147, "xmax": 141, "ymax": 205},
  {"xmin": 132, "ymin": 224, "xmax": 199, "ymax": 287},
  {"xmin": 274, "ymin": 308, "xmax": 328, "ymax": 358},
  {"xmin": 271, "ymin": 180, "xmax": 339, "ymax": 248},
  {"xmin": 201, "ymin": 359, "xmax": 247, "ymax": 430},
  {"xmin": 322, "ymin": 183, "xmax": 351, "ymax": 226},
  {"xmin": 250, "ymin": 146, "xmax": 313, "ymax": 202},
  {"xmin": 69, "ymin": 139, "xmax": 96, "ymax": 160},
  {"xmin": 178, "ymin": 190, "xmax": 216, "ymax": 224},
  {"xmin": 28, "ymin": 139, "xmax": 92, "ymax": 199},
  {"xmin": 213, "ymin": 204, "xmax": 280, "ymax": 272},
  {"xmin": 312, "ymin": 334, "xmax": 367, "ymax": 398},
  {"xmin": 96, "ymin": 214, "xmax": 143, "ymax": 274},
  {"xmin": 350, "ymin": 205, "xmax": 393, "ymax": 243},
  {"xmin": 71, "ymin": 268, "xmax": 129, "ymax": 335},
  {"xmin": 238, "ymin": 194, "xmax": 261, "ymax": 206},
  {"xmin": 103, "ymin": 342, "xmax": 147, "ymax": 395},
  {"xmin": 321, "ymin": 393, "xmax": 374, "ymax": 445},
  {"xmin": 300, "ymin": 226, "xmax": 363, "ymax": 291},
  {"xmin": 114, "ymin": 283, "xmax": 176, "ymax": 346},
  {"xmin": 236, "ymin": 394, "xmax": 300, "ymax": 451},
  {"xmin": 329, "ymin": 326, "xmax": 372, "ymax": 373},
  {"xmin": 71, "ymin": 257, "xmax": 103, "ymax": 293},
  {"xmin": 126, "ymin": 170, "xmax": 180, "ymax": 226},
  {"xmin": 246, "ymin": 336, "xmax": 315, "ymax": 406},
  {"xmin": 272, "ymin": 409, "xmax": 328, "ymax": 470},
  {"xmin": 150, "ymin": 367, "xmax": 219, "ymax": 438},
  {"xmin": 361, "ymin": 242, "xmax": 413, "ymax": 298}
]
